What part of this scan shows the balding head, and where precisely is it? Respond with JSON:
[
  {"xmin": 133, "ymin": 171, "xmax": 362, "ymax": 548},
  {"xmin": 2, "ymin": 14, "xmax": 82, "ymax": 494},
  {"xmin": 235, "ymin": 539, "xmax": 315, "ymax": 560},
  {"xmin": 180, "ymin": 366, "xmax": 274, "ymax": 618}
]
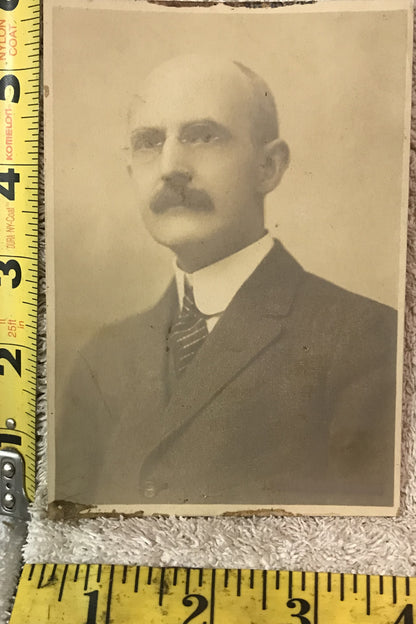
[
  {"xmin": 128, "ymin": 54, "xmax": 289, "ymax": 272},
  {"xmin": 129, "ymin": 55, "xmax": 279, "ymax": 147}
]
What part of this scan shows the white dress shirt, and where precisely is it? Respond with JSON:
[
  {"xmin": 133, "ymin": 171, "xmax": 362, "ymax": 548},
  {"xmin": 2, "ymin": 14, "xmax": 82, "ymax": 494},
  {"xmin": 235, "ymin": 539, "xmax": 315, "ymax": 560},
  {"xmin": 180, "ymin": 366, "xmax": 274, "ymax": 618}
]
[{"xmin": 174, "ymin": 232, "xmax": 274, "ymax": 332}]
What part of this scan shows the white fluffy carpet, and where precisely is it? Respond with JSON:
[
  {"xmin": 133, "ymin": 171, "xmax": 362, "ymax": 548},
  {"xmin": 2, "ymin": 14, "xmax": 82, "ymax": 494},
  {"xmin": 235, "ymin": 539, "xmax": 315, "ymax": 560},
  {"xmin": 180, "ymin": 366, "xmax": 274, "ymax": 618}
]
[{"xmin": 1, "ymin": 1, "xmax": 415, "ymax": 622}]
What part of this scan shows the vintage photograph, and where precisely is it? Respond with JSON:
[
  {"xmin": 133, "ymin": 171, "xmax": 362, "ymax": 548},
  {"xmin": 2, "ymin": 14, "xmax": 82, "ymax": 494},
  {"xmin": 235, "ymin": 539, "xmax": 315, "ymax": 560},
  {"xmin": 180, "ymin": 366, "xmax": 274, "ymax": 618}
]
[{"xmin": 45, "ymin": 0, "xmax": 412, "ymax": 516}]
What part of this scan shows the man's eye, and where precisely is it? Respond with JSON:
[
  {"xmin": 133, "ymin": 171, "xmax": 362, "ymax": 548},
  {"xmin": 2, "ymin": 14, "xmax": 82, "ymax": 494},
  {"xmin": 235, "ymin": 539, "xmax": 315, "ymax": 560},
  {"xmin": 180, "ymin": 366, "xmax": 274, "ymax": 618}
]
[
  {"xmin": 181, "ymin": 127, "xmax": 220, "ymax": 145},
  {"xmin": 131, "ymin": 134, "xmax": 164, "ymax": 151}
]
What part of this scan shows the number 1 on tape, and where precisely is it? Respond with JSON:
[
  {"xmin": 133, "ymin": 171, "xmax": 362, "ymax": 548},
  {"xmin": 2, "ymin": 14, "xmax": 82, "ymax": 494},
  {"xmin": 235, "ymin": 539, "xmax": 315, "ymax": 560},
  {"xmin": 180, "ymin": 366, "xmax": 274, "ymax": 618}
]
[{"xmin": 0, "ymin": 0, "xmax": 40, "ymax": 519}]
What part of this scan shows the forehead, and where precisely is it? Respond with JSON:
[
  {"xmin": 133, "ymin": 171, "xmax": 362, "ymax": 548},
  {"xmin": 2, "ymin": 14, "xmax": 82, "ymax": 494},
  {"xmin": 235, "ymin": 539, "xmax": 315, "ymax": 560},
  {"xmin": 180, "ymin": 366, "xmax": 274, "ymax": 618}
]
[{"xmin": 129, "ymin": 61, "xmax": 253, "ymax": 134}]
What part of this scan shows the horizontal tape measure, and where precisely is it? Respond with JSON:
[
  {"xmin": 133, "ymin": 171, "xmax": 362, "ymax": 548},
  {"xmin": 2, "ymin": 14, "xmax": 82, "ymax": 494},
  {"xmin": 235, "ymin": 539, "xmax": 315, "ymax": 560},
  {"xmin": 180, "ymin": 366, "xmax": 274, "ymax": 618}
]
[
  {"xmin": 9, "ymin": 564, "xmax": 416, "ymax": 623},
  {"xmin": 0, "ymin": 0, "xmax": 40, "ymax": 519}
]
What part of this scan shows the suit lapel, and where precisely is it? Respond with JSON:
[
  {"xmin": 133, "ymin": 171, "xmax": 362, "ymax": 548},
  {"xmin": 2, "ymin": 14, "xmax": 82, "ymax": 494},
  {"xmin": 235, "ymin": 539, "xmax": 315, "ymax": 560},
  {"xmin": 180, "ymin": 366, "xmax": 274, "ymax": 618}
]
[{"xmin": 160, "ymin": 241, "xmax": 306, "ymax": 440}]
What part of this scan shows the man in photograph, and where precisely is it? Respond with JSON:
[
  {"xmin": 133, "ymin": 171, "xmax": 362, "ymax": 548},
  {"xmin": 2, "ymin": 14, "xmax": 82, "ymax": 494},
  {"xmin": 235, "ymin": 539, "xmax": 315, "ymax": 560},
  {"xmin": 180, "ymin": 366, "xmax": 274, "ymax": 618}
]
[{"xmin": 57, "ymin": 55, "xmax": 397, "ymax": 508}]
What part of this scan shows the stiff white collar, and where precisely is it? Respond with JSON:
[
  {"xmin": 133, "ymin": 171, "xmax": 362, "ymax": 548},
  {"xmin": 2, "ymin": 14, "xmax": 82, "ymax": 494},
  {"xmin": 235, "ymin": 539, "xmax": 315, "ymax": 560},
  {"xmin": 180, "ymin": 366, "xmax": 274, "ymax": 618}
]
[{"xmin": 174, "ymin": 233, "xmax": 274, "ymax": 316}]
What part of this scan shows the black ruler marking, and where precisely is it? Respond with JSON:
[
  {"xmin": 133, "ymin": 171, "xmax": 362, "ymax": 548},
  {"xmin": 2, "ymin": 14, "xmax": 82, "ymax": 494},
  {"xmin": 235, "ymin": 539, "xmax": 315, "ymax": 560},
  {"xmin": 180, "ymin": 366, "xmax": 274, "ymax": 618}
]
[
  {"xmin": 0, "ymin": 433, "xmax": 21, "ymax": 445},
  {"xmin": 327, "ymin": 573, "xmax": 331, "ymax": 592},
  {"xmin": 0, "ymin": 340, "xmax": 35, "ymax": 351},
  {"xmin": 97, "ymin": 565, "xmax": 102, "ymax": 584},
  {"xmin": 159, "ymin": 567, "xmax": 165, "ymax": 607},
  {"xmin": 393, "ymin": 576, "xmax": 397, "ymax": 604},
  {"xmin": 301, "ymin": 571, "xmax": 306, "ymax": 591},
  {"xmin": 366, "ymin": 575, "xmax": 371, "ymax": 616},
  {"xmin": 173, "ymin": 568, "xmax": 178, "ymax": 586},
  {"xmin": 74, "ymin": 564, "xmax": 80, "ymax": 582},
  {"xmin": 379, "ymin": 575, "xmax": 384, "ymax": 595},
  {"xmin": 134, "ymin": 567, "xmax": 140, "ymax": 593},
  {"xmin": 237, "ymin": 569, "xmax": 241, "ymax": 596},
  {"xmin": 262, "ymin": 570, "xmax": 267, "ymax": 611},
  {"xmin": 185, "ymin": 568, "xmax": 191, "ymax": 595},
  {"xmin": 147, "ymin": 567, "xmax": 153, "ymax": 585},
  {"xmin": 288, "ymin": 570, "xmax": 293, "ymax": 600},
  {"xmin": 353, "ymin": 574, "xmax": 358, "ymax": 594},
  {"xmin": 275, "ymin": 571, "xmax": 280, "ymax": 590},
  {"xmin": 84, "ymin": 564, "xmax": 90, "ymax": 591},
  {"xmin": 105, "ymin": 565, "xmax": 114, "ymax": 624},
  {"xmin": 250, "ymin": 570, "xmax": 254, "ymax": 589},
  {"xmin": 28, "ymin": 564, "xmax": 36, "ymax": 581},
  {"xmin": 406, "ymin": 576, "xmax": 410, "ymax": 596},
  {"xmin": 210, "ymin": 569, "xmax": 216, "ymax": 624},
  {"xmin": 37, "ymin": 563, "xmax": 46, "ymax": 589},
  {"xmin": 198, "ymin": 568, "xmax": 204, "ymax": 587},
  {"xmin": 58, "ymin": 564, "xmax": 68, "ymax": 602},
  {"xmin": 224, "ymin": 569, "xmax": 229, "ymax": 588},
  {"xmin": 122, "ymin": 565, "xmax": 128, "ymax": 585},
  {"xmin": 49, "ymin": 564, "xmax": 58, "ymax": 585}
]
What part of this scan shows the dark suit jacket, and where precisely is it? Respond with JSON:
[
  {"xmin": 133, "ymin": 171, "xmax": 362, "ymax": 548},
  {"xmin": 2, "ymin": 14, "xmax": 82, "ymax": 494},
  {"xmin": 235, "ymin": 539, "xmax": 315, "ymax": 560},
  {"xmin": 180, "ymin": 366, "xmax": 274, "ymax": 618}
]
[{"xmin": 56, "ymin": 241, "xmax": 398, "ymax": 508}]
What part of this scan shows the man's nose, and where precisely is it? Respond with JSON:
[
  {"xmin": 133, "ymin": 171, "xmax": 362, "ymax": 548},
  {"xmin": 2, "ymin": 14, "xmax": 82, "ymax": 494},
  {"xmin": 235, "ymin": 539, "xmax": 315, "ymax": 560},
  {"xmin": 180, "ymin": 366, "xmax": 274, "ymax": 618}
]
[{"xmin": 160, "ymin": 137, "xmax": 193, "ymax": 185}]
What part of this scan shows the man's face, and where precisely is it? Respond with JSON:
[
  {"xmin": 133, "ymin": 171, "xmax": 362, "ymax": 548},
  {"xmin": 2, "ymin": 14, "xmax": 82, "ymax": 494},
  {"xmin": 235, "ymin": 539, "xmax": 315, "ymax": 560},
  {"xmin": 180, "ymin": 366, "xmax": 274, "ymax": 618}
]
[{"xmin": 128, "ymin": 58, "xmax": 267, "ymax": 266}]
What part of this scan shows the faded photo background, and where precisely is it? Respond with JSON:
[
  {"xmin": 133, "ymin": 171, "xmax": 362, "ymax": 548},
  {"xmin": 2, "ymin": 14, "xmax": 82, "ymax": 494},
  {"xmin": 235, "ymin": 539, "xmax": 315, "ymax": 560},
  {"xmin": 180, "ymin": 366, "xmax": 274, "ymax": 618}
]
[{"xmin": 50, "ymin": 5, "xmax": 409, "ymax": 390}]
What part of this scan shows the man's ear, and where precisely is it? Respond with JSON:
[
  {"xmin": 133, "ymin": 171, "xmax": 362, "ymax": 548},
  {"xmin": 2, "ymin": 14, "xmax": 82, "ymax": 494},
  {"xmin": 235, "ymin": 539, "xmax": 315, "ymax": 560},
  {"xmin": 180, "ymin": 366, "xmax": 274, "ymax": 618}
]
[{"xmin": 257, "ymin": 139, "xmax": 290, "ymax": 194}]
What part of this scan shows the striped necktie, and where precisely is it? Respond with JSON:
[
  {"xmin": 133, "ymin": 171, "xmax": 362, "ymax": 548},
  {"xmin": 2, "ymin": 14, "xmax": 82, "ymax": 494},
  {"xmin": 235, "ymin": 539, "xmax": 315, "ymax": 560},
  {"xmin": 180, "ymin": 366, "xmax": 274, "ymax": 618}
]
[{"xmin": 170, "ymin": 278, "xmax": 209, "ymax": 376}]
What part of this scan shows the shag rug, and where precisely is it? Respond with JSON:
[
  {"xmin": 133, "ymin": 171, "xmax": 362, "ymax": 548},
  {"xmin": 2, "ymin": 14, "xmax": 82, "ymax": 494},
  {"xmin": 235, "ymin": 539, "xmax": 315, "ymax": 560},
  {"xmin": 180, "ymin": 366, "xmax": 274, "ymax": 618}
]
[{"xmin": 1, "ymin": 1, "xmax": 415, "ymax": 622}]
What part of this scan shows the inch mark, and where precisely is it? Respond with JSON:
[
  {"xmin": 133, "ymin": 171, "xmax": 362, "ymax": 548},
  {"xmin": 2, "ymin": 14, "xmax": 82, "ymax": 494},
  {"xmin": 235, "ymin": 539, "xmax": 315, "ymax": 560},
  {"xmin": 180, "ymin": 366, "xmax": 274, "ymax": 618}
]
[
  {"xmin": 84, "ymin": 564, "xmax": 90, "ymax": 591},
  {"xmin": 288, "ymin": 571, "xmax": 293, "ymax": 600},
  {"xmin": 301, "ymin": 572, "xmax": 306, "ymax": 591},
  {"xmin": 58, "ymin": 564, "xmax": 68, "ymax": 602},
  {"xmin": 237, "ymin": 569, "xmax": 241, "ymax": 596},
  {"xmin": 105, "ymin": 565, "xmax": 114, "ymax": 624},
  {"xmin": 314, "ymin": 572, "xmax": 319, "ymax": 624},
  {"xmin": 159, "ymin": 567, "xmax": 165, "ymax": 606},
  {"xmin": 406, "ymin": 577, "xmax": 410, "ymax": 596},
  {"xmin": 37, "ymin": 564, "xmax": 46, "ymax": 589},
  {"xmin": 210, "ymin": 569, "xmax": 216, "ymax": 624},
  {"xmin": 185, "ymin": 568, "xmax": 191, "ymax": 595},
  {"xmin": 28, "ymin": 564, "xmax": 36, "ymax": 581},
  {"xmin": 262, "ymin": 570, "xmax": 267, "ymax": 611},
  {"xmin": 134, "ymin": 567, "xmax": 140, "ymax": 593}
]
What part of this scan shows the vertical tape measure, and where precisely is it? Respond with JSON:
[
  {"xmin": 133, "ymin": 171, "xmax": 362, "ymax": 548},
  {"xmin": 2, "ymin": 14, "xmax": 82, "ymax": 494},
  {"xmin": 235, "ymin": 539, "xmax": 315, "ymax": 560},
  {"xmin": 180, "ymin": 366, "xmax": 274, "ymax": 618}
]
[
  {"xmin": 0, "ymin": 0, "xmax": 40, "ymax": 519},
  {"xmin": 9, "ymin": 564, "xmax": 416, "ymax": 623}
]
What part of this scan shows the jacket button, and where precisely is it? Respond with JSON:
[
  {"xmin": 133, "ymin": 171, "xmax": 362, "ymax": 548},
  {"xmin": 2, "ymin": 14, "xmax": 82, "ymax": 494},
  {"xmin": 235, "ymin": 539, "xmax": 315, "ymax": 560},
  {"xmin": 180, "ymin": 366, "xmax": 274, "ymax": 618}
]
[{"xmin": 144, "ymin": 481, "xmax": 155, "ymax": 498}]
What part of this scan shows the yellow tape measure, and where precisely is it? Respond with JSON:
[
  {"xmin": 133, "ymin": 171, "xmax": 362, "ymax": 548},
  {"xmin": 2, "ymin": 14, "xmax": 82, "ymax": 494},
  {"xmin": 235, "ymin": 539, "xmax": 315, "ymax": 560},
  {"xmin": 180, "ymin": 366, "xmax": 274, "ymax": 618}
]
[
  {"xmin": 0, "ymin": 0, "xmax": 40, "ymax": 519},
  {"xmin": 9, "ymin": 564, "xmax": 416, "ymax": 623}
]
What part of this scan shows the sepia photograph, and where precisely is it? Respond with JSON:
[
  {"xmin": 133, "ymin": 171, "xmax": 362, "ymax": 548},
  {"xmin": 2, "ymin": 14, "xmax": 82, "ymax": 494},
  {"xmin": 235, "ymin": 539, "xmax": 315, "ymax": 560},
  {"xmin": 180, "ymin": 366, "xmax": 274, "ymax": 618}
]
[{"xmin": 45, "ymin": 0, "xmax": 412, "ymax": 516}]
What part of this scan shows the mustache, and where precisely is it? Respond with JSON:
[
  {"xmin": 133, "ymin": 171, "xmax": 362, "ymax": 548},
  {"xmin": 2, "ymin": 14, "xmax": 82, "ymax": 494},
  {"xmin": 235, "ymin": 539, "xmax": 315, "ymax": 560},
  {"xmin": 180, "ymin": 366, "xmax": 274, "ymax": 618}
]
[{"xmin": 150, "ymin": 183, "xmax": 214, "ymax": 214}]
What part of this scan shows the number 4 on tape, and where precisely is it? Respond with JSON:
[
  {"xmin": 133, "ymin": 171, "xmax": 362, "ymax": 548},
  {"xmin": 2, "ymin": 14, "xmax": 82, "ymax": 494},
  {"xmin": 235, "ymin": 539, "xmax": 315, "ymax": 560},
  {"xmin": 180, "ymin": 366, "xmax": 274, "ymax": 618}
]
[{"xmin": 9, "ymin": 565, "xmax": 416, "ymax": 623}]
